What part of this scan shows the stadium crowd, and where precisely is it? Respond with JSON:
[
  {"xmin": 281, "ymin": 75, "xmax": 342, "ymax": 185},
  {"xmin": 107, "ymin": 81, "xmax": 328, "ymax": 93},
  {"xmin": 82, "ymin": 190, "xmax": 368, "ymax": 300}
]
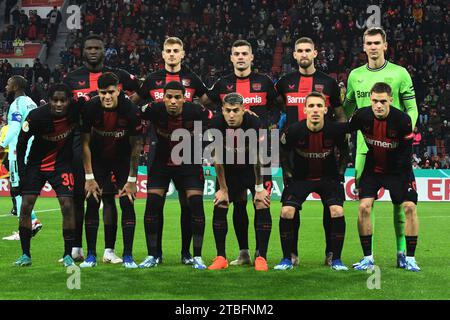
[{"xmin": 0, "ymin": 0, "xmax": 449, "ymax": 168}]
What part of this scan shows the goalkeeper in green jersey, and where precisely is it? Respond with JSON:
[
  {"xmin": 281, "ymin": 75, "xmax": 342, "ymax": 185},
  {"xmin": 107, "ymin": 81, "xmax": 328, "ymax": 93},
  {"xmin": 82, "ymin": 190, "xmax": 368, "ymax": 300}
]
[{"xmin": 343, "ymin": 27, "xmax": 418, "ymax": 268}]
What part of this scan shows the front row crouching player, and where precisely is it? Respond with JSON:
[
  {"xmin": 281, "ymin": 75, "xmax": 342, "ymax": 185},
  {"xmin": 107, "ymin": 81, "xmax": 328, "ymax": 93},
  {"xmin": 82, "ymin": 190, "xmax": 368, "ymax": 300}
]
[
  {"xmin": 349, "ymin": 82, "xmax": 420, "ymax": 271},
  {"xmin": 139, "ymin": 81, "xmax": 212, "ymax": 269},
  {"xmin": 276, "ymin": 91, "xmax": 349, "ymax": 271},
  {"xmin": 14, "ymin": 84, "xmax": 78, "ymax": 267},
  {"xmin": 208, "ymin": 93, "xmax": 272, "ymax": 271},
  {"xmin": 81, "ymin": 72, "xmax": 143, "ymax": 268}
]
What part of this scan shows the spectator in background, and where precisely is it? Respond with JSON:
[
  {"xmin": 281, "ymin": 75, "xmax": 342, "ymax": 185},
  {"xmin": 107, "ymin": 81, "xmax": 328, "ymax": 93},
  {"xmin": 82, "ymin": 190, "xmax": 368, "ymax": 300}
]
[
  {"xmin": 419, "ymin": 104, "xmax": 429, "ymax": 126},
  {"xmin": 413, "ymin": 126, "xmax": 422, "ymax": 156},
  {"xmin": 438, "ymin": 83, "xmax": 450, "ymax": 110},
  {"xmin": 426, "ymin": 127, "xmax": 438, "ymax": 157},
  {"xmin": 429, "ymin": 108, "xmax": 442, "ymax": 136}
]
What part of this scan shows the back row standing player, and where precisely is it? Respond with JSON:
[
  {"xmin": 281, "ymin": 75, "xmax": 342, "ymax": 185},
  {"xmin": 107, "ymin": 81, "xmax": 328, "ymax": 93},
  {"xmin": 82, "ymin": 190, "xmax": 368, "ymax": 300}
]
[
  {"xmin": 275, "ymin": 37, "xmax": 347, "ymax": 266},
  {"xmin": 63, "ymin": 34, "xmax": 141, "ymax": 263},
  {"xmin": 343, "ymin": 27, "xmax": 418, "ymax": 268},
  {"xmin": 132, "ymin": 37, "xmax": 209, "ymax": 265},
  {"xmin": 203, "ymin": 40, "xmax": 278, "ymax": 266}
]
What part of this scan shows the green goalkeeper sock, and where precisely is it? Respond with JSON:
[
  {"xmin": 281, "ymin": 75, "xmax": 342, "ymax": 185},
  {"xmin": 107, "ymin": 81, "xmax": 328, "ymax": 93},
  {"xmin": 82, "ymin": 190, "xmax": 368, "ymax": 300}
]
[{"xmin": 393, "ymin": 204, "xmax": 406, "ymax": 252}]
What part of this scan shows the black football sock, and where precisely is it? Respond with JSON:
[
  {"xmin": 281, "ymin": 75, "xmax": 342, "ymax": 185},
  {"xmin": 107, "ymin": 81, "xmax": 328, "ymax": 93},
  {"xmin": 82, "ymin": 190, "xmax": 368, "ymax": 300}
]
[
  {"xmin": 322, "ymin": 201, "xmax": 332, "ymax": 255},
  {"xmin": 279, "ymin": 217, "xmax": 293, "ymax": 260},
  {"xmin": 11, "ymin": 194, "xmax": 17, "ymax": 212},
  {"xmin": 180, "ymin": 202, "xmax": 192, "ymax": 255},
  {"xmin": 406, "ymin": 236, "xmax": 418, "ymax": 257},
  {"xmin": 330, "ymin": 216, "xmax": 346, "ymax": 260},
  {"xmin": 120, "ymin": 196, "xmax": 136, "ymax": 257},
  {"xmin": 255, "ymin": 208, "xmax": 272, "ymax": 259},
  {"xmin": 144, "ymin": 193, "xmax": 163, "ymax": 257},
  {"xmin": 188, "ymin": 195, "xmax": 205, "ymax": 257},
  {"xmin": 359, "ymin": 235, "xmax": 372, "ymax": 257},
  {"xmin": 254, "ymin": 210, "xmax": 259, "ymax": 252},
  {"xmin": 233, "ymin": 201, "xmax": 249, "ymax": 250},
  {"xmin": 157, "ymin": 199, "xmax": 164, "ymax": 258},
  {"xmin": 73, "ymin": 193, "xmax": 85, "ymax": 248},
  {"xmin": 63, "ymin": 228, "xmax": 75, "ymax": 257},
  {"xmin": 213, "ymin": 206, "xmax": 228, "ymax": 257},
  {"xmin": 84, "ymin": 196, "xmax": 100, "ymax": 256},
  {"xmin": 291, "ymin": 210, "xmax": 300, "ymax": 256},
  {"xmin": 102, "ymin": 195, "xmax": 118, "ymax": 250},
  {"xmin": 19, "ymin": 226, "xmax": 32, "ymax": 257}
]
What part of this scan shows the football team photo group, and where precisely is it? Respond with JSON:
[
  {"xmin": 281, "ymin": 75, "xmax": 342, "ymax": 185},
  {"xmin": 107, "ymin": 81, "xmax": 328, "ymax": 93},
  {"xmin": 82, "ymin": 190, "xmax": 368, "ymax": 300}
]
[{"xmin": 0, "ymin": 0, "xmax": 449, "ymax": 302}]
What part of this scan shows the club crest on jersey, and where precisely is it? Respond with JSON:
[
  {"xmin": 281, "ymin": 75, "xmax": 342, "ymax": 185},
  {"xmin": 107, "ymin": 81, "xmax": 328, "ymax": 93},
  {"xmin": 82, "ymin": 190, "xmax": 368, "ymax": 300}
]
[
  {"xmin": 182, "ymin": 79, "xmax": 191, "ymax": 87},
  {"xmin": 156, "ymin": 80, "xmax": 163, "ymax": 86},
  {"xmin": 314, "ymin": 84, "xmax": 324, "ymax": 93},
  {"xmin": 288, "ymin": 84, "xmax": 295, "ymax": 89},
  {"xmin": 226, "ymin": 84, "xmax": 234, "ymax": 91},
  {"xmin": 252, "ymin": 83, "xmax": 262, "ymax": 91}
]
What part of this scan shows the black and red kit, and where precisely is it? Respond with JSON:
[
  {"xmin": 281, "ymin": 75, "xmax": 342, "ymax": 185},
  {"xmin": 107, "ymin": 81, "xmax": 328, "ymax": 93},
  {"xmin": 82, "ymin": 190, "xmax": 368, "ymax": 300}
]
[
  {"xmin": 137, "ymin": 66, "xmax": 208, "ymax": 102},
  {"xmin": 208, "ymin": 113, "xmax": 263, "ymax": 200},
  {"xmin": 280, "ymin": 119, "xmax": 347, "ymax": 209},
  {"xmin": 276, "ymin": 71, "xmax": 341, "ymax": 126},
  {"xmin": 207, "ymin": 72, "xmax": 277, "ymax": 127},
  {"xmin": 141, "ymin": 101, "xmax": 213, "ymax": 190},
  {"xmin": 18, "ymin": 102, "xmax": 80, "ymax": 196},
  {"xmin": 349, "ymin": 106, "xmax": 417, "ymax": 204}
]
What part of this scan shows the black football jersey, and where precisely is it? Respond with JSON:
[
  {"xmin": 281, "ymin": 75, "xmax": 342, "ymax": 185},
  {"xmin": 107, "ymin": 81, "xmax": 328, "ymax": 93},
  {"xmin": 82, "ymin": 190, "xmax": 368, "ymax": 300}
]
[{"xmin": 276, "ymin": 70, "xmax": 341, "ymax": 126}]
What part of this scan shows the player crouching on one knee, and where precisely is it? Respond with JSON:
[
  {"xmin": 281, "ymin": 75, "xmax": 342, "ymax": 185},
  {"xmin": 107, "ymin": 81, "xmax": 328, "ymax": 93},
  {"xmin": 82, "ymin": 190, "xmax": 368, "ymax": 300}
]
[{"xmin": 274, "ymin": 92, "xmax": 349, "ymax": 271}]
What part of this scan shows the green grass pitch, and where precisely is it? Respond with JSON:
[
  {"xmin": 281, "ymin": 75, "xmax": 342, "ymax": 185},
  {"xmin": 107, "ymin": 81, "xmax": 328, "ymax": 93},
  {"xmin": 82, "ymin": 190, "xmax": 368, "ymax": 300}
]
[{"xmin": 0, "ymin": 197, "xmax": 449, "ymax": 300}]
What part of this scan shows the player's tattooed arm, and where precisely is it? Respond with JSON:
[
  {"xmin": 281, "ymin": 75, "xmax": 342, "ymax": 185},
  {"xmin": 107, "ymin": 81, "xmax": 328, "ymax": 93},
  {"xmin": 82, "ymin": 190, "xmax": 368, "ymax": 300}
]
[
  {"xmin": 119, "ymin": 135, "xmax": 143, "ymax": 202},
  {"xmin": 82, "ymin": 132, "xmax": 101, "ymax": 202}
]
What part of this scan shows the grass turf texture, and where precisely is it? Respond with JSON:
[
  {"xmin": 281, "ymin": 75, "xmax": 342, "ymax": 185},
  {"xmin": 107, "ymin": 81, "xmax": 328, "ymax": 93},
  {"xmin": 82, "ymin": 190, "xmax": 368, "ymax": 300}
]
[{"xmin": 0, "ymin": 197, "xmax": 449, "ymax": 300}]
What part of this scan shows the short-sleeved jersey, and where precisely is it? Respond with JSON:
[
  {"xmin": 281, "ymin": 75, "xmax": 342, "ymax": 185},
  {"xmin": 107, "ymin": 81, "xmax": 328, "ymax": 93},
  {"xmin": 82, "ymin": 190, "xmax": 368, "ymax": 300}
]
[
  {"xmin": 141, "ymin": 101, "xmax": 213, "ymax": 166},
  {"xmin": 2, "ymin": 96, "xmax": 37, "ymax": 155},
  {"xmin": 276, "ymin": 71, "xmax": 341, "ymax": 126},
  {"xmin": 137, "ymin": 66, "xmax": 207, "ymax": 102},
  {"xmin": 349, "ymin": 106, "xmax": 413, "ymax": 175},
  {"xmin": 208, "ymin": 113, "xmax": 262, "ymax": 172},
  {"xmin": 207, "ymin": 72, "xmax": 277, "ymax": 127},
  {"xmin": 281, "ymin": 120, "xmax": 347, "ymax": 181},
  {"xmin": 17, "ymin": 103, "xmax": 79, "ymax": 172},
  {"xmin": 64, "ymin": 65, "xmax": 140, "ymax": 101},
  {"xmin": 344, "ymin": 61, "xmax": 418, "ymax": 153},
  {"xmin": 82, "ymin": 93, "xmax": 142, "ymax": 161}
]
